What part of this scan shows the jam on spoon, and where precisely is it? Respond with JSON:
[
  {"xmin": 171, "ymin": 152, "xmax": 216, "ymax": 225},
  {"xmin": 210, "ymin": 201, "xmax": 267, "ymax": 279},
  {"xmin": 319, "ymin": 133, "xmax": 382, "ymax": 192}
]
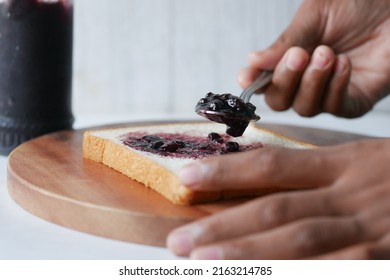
[
  {"xmin": 195, "ymin": 71, "xmax": 273, "ymax": 137},
  {"xmin": 195, "ymin": 92, "xmax": 260, "ymax": 137}
]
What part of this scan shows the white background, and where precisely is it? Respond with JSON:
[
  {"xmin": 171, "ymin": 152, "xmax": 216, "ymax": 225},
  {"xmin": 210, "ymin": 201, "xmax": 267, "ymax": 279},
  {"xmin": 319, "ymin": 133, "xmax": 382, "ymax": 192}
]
[{"xmin": 72, "ymin": 0, "xmax": 390, "ymax": 118}]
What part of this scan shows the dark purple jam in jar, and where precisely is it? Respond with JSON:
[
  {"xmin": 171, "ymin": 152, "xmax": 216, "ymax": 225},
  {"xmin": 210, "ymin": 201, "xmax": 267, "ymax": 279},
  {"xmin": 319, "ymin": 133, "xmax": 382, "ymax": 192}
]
[
  {"xmin": 0, "ymin": 0, "xmax": 73, "ymax": 155},
  {"xmin": 122, "ymin": 132, "xmax": 264, "ymax": 160}
]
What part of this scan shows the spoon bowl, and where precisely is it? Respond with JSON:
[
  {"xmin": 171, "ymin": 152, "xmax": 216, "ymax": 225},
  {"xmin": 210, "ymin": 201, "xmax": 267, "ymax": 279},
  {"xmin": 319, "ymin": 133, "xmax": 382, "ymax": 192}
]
[{"xmin": 195, "ymin": 71, "xmax": 272, "ymax": 137}]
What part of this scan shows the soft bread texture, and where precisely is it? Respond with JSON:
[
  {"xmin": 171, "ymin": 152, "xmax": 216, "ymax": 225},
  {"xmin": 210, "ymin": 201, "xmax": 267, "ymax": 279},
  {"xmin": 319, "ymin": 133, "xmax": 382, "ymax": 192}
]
[{"xmin": 83, "ymin": 122, "xmax": 314, "ymax": 205}]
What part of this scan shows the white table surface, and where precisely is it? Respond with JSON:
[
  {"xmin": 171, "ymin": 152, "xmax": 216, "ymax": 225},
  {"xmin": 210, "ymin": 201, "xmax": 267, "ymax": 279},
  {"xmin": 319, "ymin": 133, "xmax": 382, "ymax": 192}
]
[{"xmin": 1, "ymin": 111, "xmax": 389, "ymax": 260}]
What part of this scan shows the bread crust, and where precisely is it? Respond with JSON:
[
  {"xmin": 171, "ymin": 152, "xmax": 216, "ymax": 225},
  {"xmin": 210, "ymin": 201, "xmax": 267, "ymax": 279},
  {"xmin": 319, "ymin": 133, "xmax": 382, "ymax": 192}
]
[
  {"xmin": 82, "ymin": 123, "xmax": 315, "ymax": 205},
  {"xmin": 83, "ymin": 131, "xmax": 220, "ymax": 205}
]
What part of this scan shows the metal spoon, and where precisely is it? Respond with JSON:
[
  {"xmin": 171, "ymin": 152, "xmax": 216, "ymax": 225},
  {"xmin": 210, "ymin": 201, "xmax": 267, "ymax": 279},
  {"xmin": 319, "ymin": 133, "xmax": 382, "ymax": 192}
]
[{"xmin": 239, "ymin": 70, "xmax": 273, "ymax": 102}]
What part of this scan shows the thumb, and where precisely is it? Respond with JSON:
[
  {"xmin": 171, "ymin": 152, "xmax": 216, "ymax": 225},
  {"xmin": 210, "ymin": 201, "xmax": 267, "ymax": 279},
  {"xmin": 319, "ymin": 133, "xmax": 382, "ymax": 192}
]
[{"xmin": 250, "ymin": 1, "xmax": 325, "ymax": 70}]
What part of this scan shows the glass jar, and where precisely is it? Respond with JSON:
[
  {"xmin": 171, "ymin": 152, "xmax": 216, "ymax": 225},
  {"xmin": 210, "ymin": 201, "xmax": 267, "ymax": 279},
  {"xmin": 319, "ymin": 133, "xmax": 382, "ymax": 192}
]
[{"xmin": 0, "ymin": 0, "xmax": 74, "ymax": 155}]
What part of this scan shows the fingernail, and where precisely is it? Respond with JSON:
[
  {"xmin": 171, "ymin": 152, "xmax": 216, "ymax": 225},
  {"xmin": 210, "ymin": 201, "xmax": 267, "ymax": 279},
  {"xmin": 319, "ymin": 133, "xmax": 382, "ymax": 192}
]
[
  {"xmin": 313, "ymin": 49, "xmax": 330, "ymax": 69},
  {"xmin": 191, "ymin": 247, "xmax": 223, "ymax": 260},
  {"xmin": 286, "ymin": 50, "xmax": 305, "ymax": 70},
  {"xmin": 178, "ymin": 163, "xmax": 206, "ymax": 188},
  {"xmin": 167, "ymin": 230, "xmax": 194, "ymax": 256}
]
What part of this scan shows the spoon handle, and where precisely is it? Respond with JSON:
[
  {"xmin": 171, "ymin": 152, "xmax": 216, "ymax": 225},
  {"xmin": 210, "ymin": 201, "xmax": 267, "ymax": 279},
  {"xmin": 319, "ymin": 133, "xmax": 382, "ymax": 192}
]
[{"xmin": 240, "ymin": 71, "xmax": 273, "ymax": 103}]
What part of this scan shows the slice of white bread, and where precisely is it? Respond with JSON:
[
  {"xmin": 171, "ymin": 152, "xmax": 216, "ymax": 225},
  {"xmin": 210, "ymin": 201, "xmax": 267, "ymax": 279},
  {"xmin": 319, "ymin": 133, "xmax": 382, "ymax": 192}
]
[{"xmin": 83, "ymin": 122, "xmax": 314, "ymax": 205}]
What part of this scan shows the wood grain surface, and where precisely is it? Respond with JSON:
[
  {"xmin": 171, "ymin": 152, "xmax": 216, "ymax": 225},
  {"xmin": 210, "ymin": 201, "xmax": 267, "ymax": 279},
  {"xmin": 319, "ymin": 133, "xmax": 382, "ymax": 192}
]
[{"xmin": 7, "ymin": 122, "xmax": 371, "ymax": 247}]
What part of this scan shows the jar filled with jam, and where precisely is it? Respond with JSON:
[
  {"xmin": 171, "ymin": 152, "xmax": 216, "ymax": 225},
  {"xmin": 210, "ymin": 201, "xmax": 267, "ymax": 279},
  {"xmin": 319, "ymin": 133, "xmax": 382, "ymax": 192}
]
[{"xmin": 0, "ymin": 0, "xmax": 74, "ymax": 155}]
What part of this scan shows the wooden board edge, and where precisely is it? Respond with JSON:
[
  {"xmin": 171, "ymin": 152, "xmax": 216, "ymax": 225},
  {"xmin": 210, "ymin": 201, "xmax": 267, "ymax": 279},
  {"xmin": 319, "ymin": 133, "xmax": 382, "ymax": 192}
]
[{"xmin": 7, "ymin": 162, "xmax": 189, "ymax": 247}]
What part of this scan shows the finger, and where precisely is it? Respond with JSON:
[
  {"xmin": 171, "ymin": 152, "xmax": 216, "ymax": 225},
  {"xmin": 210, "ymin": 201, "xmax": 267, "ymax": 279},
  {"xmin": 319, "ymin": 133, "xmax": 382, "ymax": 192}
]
[
  {"xmin": 371, "ymin": 232, "xmax": 390, "ymax": 259},
  {"xmin": 321, "ymin": 54, "xmax": 352, "ymax": 116},
  {"xmin": 323, "ymin": 55, "xmax": 373, "ymax": 118},
  {"xmin": 178, "ymin": 145, "xmax": 343, "ymax": 191},
  {"xmin": 357, "ymin": 196, "xmax": 390, "ymax": 238},
  {"xmin": 248, "ymin": 49, "xmax": 284, "ymax": 70},
  {"xmin": 190, "ymin": 216, "xmax": 364, "ymax": 259},
  {"xmin": 333, "ymin": 180, "xmax": 390, "ymax": 216},
  {"xmin": 237, "ymin": 67, "xmax": 261, "ymax": 90},
  {"xmin": 311, "ymin": 243, "xmax": 374, "ymax": 260},
  {"xmin": 313, "ymin": 233, "xmax": 390, "ymax": 260},
  {"xmin": 167, "ymin": 188, "xmax": 334, "ymax": 256},
  {"xmin": 292, "ymin": 45, "xmax": 337, "ymax": 117},
  {"xmin": 263, "ymin": 47, "xmax": 310, "ymax": 111}
]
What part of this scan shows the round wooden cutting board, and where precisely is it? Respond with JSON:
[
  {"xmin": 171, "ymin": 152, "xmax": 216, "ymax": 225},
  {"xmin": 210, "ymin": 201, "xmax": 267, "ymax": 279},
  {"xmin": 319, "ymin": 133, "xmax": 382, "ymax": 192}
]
[{"xmin": 7, "ymin": 122, "xmax": 370, "ymax": 247}]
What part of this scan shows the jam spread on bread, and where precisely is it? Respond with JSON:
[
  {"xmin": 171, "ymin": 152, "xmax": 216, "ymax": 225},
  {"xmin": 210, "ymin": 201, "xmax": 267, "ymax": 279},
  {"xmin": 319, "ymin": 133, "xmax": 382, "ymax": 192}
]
[
  {"xmin": 195, "ymin": 92, "xmax": 260, "ymax": 137},
  {"xmin": 123, "ymin": 132, "xmax": 263, "ymax": 159}
]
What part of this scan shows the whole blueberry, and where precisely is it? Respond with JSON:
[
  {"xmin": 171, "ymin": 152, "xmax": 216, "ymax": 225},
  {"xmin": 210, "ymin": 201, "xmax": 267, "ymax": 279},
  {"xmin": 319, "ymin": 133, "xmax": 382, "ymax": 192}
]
[
  {"xmin": 226, "ymin": 141, "xmax": 240, "ymax": 152},
  {"xmin": 208, "ymin": 132, "xmax": 224, "ymax": 144}
]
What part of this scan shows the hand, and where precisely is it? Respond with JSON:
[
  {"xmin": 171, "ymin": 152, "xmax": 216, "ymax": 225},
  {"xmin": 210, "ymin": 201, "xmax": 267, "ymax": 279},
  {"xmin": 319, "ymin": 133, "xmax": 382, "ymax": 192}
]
[
  {"xmin": 167, "ymin": 139, "xmax": 390, "ymax": 259},
  {"xmin": 239, "ymin": 0, "xmax": 390, "ymax": 118}
]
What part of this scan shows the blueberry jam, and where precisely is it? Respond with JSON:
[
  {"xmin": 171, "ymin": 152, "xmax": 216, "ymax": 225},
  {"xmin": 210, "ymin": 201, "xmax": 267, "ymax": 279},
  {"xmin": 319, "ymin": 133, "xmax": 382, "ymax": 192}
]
[
  {"xmin": 195, "ymin": 92, "xmax": 260, "ymax": 137},
  {"xmin": 123, "ymin": 132, "xmax": 263, "ymax": 159}
]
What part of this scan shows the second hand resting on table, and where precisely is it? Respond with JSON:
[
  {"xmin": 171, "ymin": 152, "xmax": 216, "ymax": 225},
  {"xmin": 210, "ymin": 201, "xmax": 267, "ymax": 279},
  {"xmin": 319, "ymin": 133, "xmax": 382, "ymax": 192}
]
[{"xmin": 167, "ymin": 0, "xmax": 390, "ymax": 259}]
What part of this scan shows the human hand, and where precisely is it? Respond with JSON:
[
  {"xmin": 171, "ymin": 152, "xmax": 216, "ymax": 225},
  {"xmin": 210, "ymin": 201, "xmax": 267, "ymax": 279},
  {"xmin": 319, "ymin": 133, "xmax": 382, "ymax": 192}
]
[
  {"xmin": 167, "ymin": 139, "xmax": 390, "ymax": 259},
  {"xmin": 239, "ymin": 0, "xmax": 390, "ymax": 118}
]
